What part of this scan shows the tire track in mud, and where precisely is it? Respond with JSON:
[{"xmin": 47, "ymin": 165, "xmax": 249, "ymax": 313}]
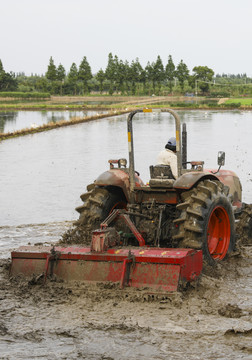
[
  {"xmin": 0, "ymin": 243, "xmax": 251, "ymax": 359},
  {"xmin": 0, "ymin": 206, "xmax": 251, "ymax": 359}
]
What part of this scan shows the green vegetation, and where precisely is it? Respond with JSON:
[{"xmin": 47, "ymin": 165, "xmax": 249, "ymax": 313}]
[
  {"xmin": 176, "ymin": 60, "xmax": 189, "ymax": 90},
  {"xmin": 0, "ymin": 96, "xmax": 250, "ymax": 141},
  {"xmin": 0, "ymin": 92, "xmax": 50, "ymax": 99},
  {"xmin": 1, "ymin": 54, "xmax": 252, "ymax": 98},
  {"xmin": 0, "ymin": 103, "xmax": 98, "ymax": 110},
  {"xmin": 0, "ymin": 60, "xmax": 18, "ymax": 91},
  {"xmin": 224, "ymin": 98, "xmax": 252, "ymax": 106},
  {"xmin": 192, "ymin": 66, "xmax": 215, "ymax": 94},
  {"xmin": 0, "ymin": 96, "xmax": 251, "ymax": 111}
]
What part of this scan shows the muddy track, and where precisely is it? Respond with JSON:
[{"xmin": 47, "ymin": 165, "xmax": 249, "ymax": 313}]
[
  {"xmin": 0, "ymin": 243, "xmax": 251, "ymax": 359},
  {"xmin": 0, "ymin": 205, "xmax": 251, "ymax": 358}
]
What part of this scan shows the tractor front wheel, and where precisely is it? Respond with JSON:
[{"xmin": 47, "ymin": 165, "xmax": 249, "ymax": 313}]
[{"xmin": 173, "ymin": 179, "xmax": 235, "ymax": 265}]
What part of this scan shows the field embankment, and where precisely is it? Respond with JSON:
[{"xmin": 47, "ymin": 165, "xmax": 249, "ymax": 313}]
[
  {"xmin": 0, "ymin": 95, "xmax": 251, "ymax": 111},
  {"xmin": 0, "ymin": 109, "xmax": 131, "ymax": 141},
  {"xmin": 1, "ymin": 96, "xmax": 252, "ymax": 140}
]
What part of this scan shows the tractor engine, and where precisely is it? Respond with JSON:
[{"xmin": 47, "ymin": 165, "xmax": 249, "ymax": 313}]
[{"xmin": 126, "ymin": 201, "xmax": 177, "ymax": 247}]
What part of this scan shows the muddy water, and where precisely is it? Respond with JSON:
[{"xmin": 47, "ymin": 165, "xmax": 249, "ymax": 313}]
[
  {"xmin": 0, "ymin": 110, "xmax": 251, "ymax": 359},
  {"xmin": 0, "ymin": 110, "xmax": 251, "ymax": 227},
  {"xmin": 0, "ymin": 247, "xmax": 251, "ymax": 359},
  {"xmin": 0, "ymin": 110, "xmax": 108, "ymax": 133}
]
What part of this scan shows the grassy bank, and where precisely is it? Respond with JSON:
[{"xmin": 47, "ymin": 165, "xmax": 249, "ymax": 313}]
[
  {"xmin": 0, "ymin": 97, "xmax": 251, "ymax": 111},
  {"xmin": 224, "ymin": 98, "xmax": 252, "ymax": 107},
  {"xmin": 0, "ymin": 103, "xmax": 107, "ymax": 111},
  {"xmin": 0, "ymin": 92, "xmax": 50, "ymax": 99},
  {"xmin": 0, "ymin": 102, "xmax": 245, "ymax": 111},
  {"xmin": 1, "ymin": 96, "xmax": 251, "ymax": 141}
]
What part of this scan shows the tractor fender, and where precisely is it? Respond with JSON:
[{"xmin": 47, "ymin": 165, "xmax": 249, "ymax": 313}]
[
  {"xmin": 95, "ymin": 169, "xmax": 144, "ymax": 201},
  {"xmin": 173, "ymin": 171, "xmax": 219, "ymax": 190},
  {"xmin": 214, "ymin": 169, "xmax": 242, "ymax": 207},
  {"xmin": 173, "ymin": 169, "xmax": 242, "ymax": 208}
]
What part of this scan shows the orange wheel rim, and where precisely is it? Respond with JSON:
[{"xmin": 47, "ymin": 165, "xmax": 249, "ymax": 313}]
[
  {"xmin": 207, "ymin": 206, "xmax": 231, "ymax": 260},
  {"xmin": 109, "ymin": 201, "xmax": 127, "ymax": 214}
]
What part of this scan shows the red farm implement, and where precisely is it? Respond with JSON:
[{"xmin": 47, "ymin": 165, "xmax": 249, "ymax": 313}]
[{"xmin": 10, "ymin": 109, "xmax": 242, "ymax": 292}]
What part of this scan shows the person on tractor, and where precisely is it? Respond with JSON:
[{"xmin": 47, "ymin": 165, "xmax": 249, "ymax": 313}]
[{"xmin": 157, "ymin": 137, "xmax": 178, "ymax": 178}]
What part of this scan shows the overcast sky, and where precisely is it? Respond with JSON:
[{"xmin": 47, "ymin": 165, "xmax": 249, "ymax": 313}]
[{"xmin": 1, "ymin": 0, "xmax": 251, "ymax": 76}]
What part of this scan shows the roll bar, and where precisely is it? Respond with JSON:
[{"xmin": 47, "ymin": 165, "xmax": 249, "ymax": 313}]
[{"xmin": 127, "ymin": 109, "xmax": 182, "ymax": 193}]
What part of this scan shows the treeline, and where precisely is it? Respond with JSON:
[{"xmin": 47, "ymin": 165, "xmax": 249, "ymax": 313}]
[
  {"xmin": 1, "ymin": 54, "xmax": 252, "ymax": 97},
  {"xmin": 0, "ymin": 60, "xmax": 18, "ymax": 91}
]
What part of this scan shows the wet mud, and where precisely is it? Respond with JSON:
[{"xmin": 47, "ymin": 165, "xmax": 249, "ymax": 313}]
[
  {"xmin": 0, "ymin": 108, "xmax": 252, "ymax": 358},
  {"xmin": 0, "ymin": 221, "xmax": 251, "ymax": 359}
]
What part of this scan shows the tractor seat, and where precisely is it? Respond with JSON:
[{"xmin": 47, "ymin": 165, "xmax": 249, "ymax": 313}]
[{"xmin": 149, "ymin": 165, "xmax": 175, "ymax": 188}]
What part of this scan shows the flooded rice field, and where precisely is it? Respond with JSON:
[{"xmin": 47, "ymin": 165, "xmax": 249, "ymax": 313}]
[
  {"xmin": 0, "ymin": 109, "xmax": 251, "ymax": 227},
  {"xmin": 0, "ymin": 110, "xmax": 108, "ymax": 133},
  {"xmin": 0, "ymin": 110, "xmax": 251, "ymax": 359}
]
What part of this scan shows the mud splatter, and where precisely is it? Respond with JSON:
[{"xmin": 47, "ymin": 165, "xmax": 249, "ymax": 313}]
[{"xmin": 0, "ymin": 240, "xmax": 251, "ymax": 359}]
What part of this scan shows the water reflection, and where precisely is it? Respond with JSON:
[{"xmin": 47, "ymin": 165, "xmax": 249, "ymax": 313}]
[
  {"xmin": 0, "ymin": 112, "xmax": 18, "ymax": 132},
  {"xmin": 0, "ymin": 110, "xmax": 108, "ymax": 133},
  {"xmin": 0, "ymin": 110, "xmax": 251, "ymax": 226}
]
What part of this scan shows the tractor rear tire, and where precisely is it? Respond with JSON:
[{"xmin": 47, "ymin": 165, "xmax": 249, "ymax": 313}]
[
  {"xmin": 62, "ymin": 186, "xmax": 127, "ymax": 245},
  {"xmin": 173, "ymin": 179, "xmax": 235, "ymax": 265},
  {"xmin": 75, "ymin": 187, "xmax": 126, "ymax": 245},
  {"xmin": 235, "ymin": 203, "xmax": 252, "ymax": 247}
]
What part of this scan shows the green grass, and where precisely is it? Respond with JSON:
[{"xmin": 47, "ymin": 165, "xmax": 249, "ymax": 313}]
[
  {"xmin": 0, "ymin": 92, "xmax": 50, "ymax": 99},
  {"xmin": 0, "ymin": 96, "xmax": 251, "ymax": 111},
  {"xmin": 0, "ymin": 103, "xmax": 110, "ymax": 110},
  {"xmin": 225, "ymin": 98, "xmax": 252, "ymax": 106}
]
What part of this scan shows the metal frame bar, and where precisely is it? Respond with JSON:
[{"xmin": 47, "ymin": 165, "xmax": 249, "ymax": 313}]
[{"xmin": 127, "ymin": 109, "xmax": 182, "ymax": 197}]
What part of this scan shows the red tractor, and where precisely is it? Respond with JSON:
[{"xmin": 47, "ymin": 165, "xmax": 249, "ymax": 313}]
[
  {"xmin": 11, "ymin": 109, "xmax": 244, "ymax": 291},
  {"xmin": 74, "ymin": 109, "xmax": 242, "ymax": 265}
]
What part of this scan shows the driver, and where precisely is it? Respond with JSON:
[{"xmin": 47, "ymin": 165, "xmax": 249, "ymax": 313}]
[{"xmin": 157, "ymin": 137, "xmax": 178, "ymax": 179}]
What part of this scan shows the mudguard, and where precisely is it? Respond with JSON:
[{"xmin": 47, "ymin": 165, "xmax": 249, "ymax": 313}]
[
  {"xmin": 215, "ymin": 169, "xmax": 242, "ymax": 207},
  {"xmin": 173, "ymin": 171, "xmax": 218, "ymax": 189},
  {"xmin": 95, "ymin": 169, "xmax": 144, "ymax": 201},
  {"xmin": 174, "ymin": 169, "xmax": 242, "ymax": 208}
]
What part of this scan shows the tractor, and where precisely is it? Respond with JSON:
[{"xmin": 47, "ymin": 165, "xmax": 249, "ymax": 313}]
[
  {"xmin": 10, "ymin": 109, "xmax": 243, "ymax": 291},
  {"xmin": 73, "ymin": 109, "xmax": 242, "ymax": 265}
]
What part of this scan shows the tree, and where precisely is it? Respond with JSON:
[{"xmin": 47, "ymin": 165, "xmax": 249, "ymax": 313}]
[
  {"xmin": 153, "ymin": 55, "xmax": 165, "ymax": 94},
  {"xmin": 129, "ymin": 58, "xmax": 143, "ymax": 95},
  {"xmin": 105, "ymin": 53, "xmax": 116, "ymax": 95},
  {"xmin": 145, "ymin": 61, "xmax": 155, "ymax": 92},
  {"xmin": 96, "ymin": 69, "xmax": 105, "ymax": 93},
  {"xmin": 78, "ymin": 56, "xmax": 92, "ymax": 94},
  {"xmin": 0, "ymin": 60, "xmax": 18, "ymax": 91},
  {"xmin": 35, "ymin": 76, "xmax": 49, "ymax": 93},
  {"xmin": 56, "ymin": 64, "xmax": 66, "ymax": 95},
  {"xmin": 67, "ymin": 63, "xmax": 78, "ymax": 95},
  {"xmin": 176, "ymin": 60, "xmax": 189, "ymax": 90},
  {"xmin": 192, "ymin": 66, "xmax": 214, "ymax": 94},
  {"xmin": 45, "ymin": 56, "xmax": 57, "ymax": 81},
  {"xmin": 120, "ymin": 60, "xmax": 131, "ymax": 95},
  {"xmin": 0, "ymin": 72, "xmax": 18, "ymax": 91},
  {"xmin": 116, "ymin": 59, "xmax": 126, "ymax": 94},
  {"xmin": 139, "ymin": 68, "xmax": 147, "ymax": 94},
  {"xmin": 113, "ymin": 55, "xmax": 121, "ymax": 93},
  {"xmin": 145, "ymin": 57, "xmax": 165, "ymax": 94},
  {"xmin": 0, "ymin": 59, "xmax": 4, "ymax": 74},
  {"xmin": 165, "ymin": 55, "xmax": 175, "ymax": 92},
  {"xmin": 57, "ymin": 64, "xmax": 66, "ymax": 82}
]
